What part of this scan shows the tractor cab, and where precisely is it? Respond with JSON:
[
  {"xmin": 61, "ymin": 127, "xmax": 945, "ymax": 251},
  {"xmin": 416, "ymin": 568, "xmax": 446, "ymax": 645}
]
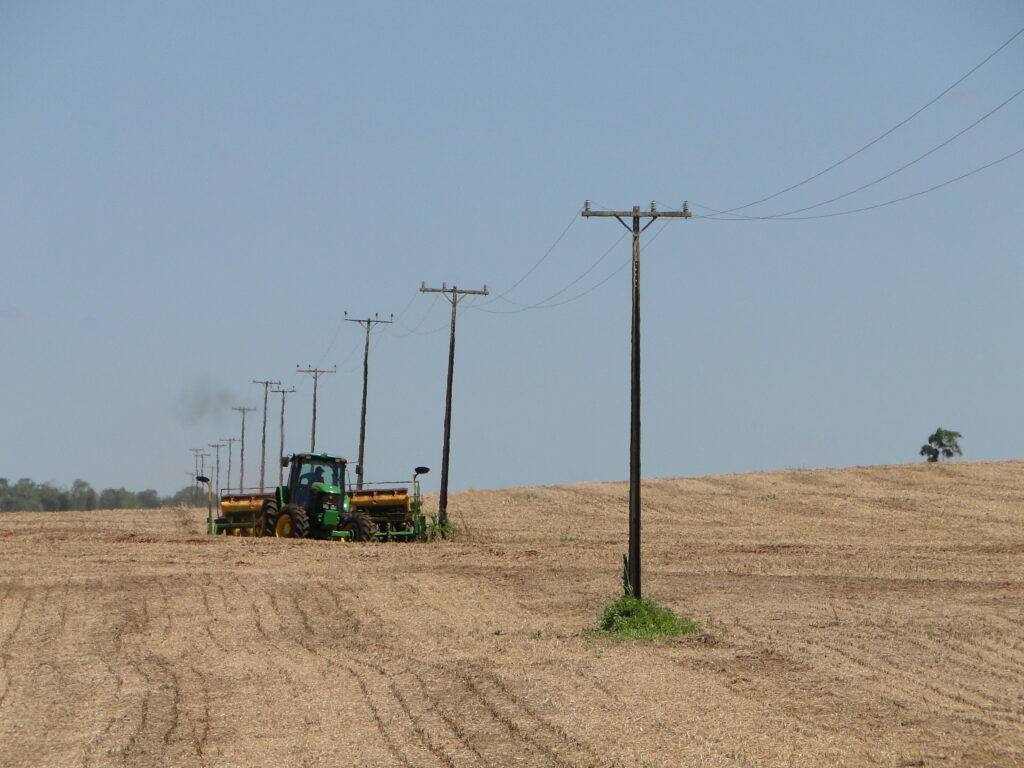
[{"xmin": 280, "ymin": 453, "xmax": 347, "ymax": 511}]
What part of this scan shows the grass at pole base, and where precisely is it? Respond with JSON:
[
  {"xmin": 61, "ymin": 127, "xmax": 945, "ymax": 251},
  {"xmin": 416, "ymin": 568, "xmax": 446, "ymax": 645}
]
[{"xmin": 590, "ymin": 594, "xmax": 702, "ymax": 641}]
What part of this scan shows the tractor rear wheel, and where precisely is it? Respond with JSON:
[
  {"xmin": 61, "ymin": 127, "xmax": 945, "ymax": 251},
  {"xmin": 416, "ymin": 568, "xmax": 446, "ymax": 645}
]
[
  {"xmin": 275, "ymin": 504, "xmax": 309, "ymax": 539},
  {"xmin": 261, "ymin": 501, "xmax": 279, "ymax": 537},
  {"xmin": 339, "ymin": 511, "xmax": 376, "ymax": 542}
]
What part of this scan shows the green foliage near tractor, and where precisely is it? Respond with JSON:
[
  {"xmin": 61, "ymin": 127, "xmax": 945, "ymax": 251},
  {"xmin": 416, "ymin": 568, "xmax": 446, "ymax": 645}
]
[
  {"xmin": 211, "ymin": 452, "xmax": 430, "ymax": 542},
  {"xmin": 590, "ymin": 595, "xmax": 701, "ymax": 641},
  {"xmin": 920, "ymin": 427, "xmax": 963, "ymax": 463}
]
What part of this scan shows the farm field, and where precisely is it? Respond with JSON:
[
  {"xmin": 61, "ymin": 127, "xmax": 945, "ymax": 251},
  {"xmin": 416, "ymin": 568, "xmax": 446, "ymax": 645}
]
[{"xmin": 0, "ymin": 461, "xmax": 1022, "ymax": 768}]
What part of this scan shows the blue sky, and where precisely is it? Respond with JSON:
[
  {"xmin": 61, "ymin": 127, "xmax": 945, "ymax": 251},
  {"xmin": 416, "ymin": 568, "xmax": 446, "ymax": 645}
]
[{"xmin": 2, "ymin": 1, "xmax": 1022, "ymax": 495}]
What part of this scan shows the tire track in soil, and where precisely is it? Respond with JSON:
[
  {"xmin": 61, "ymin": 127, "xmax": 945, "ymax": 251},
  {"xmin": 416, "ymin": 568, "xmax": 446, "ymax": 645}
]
[
  {"xmin": 741, "ymin": 614, "xmax": 1019, "ymax": 733},
  {"xmin": 311, "ymin": 580, "xmax": 601, "ymax": 768},
  {"xmin": 118, "ymin": 657, "xmax": 154, "ymax": 767},
  {"xmin": 730, "ymin": 608, "xmax": 1021, "ymax": 727},
  {"xmin": 451, "ymin": 668, "xmax": 603, "ymax": 768},
  {"xmin": 724, "ymin": 618, "xmax": 987, "ymax": 741},
  {"xmin": 187, "ymin": 665, "xmax": 211, "ymax": 763},
  {"xmin": 198, "ymin": 577, "xmax": 229, "ymax": 653},
  {"xmin": 155, "ymin": 579, "xmax": 174, "ymax": 642},
  {"xmin": 263, "ymin": 583, "xmax": 445, "ymax": 767},
  {"xmin": 0, "ymin": 585, "xmax": 41, "ymax": 714},
  {"xmin": 836, "ymin": 604, "xmax": 1024, "ymax": 696},
  {"xmin": 79, "ymin": 591, "xmax": 136, "ymax": 768},
  {"xmin": 811, "ymin": 637, "xmax": 1016, "ymax": 728},
  {"xmin": 249, "ymin": 586, "xmax": 423, "ymax": 765}
]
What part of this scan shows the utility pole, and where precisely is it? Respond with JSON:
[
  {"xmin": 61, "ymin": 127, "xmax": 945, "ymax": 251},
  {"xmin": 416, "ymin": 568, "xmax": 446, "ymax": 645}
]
[
  {"xmin": 208, "ymin": 443, "xmax": 225, "ymax": 497},
  {"xmin": 252, "ymin": 379, "xmax": 281, "ymax": 493},
  {"xmin": 581, "ymin": 200, "xmax": 691, "ymax": 599},
  {"xmin": 296, "ymin": 365, "xmax": 335, "ymax": 452},
  {"xmin": 220, "ymin": 437, "xmax": 239, "ymax": 492},
  {"xmin": 232, "ymin": 406, "xmax": 256, "ymax": 491},
  {"xmin": 419, "ymin": 282, "xmax": 488, "ymax": 531},
  {"xmin": 345, "ymin": 312, "xmax": 393, "ymax": 489},
  {"xmin": 271, "ymin": 386, "xmax": 296, "ymax": 485},
  {"xmin": 190, "ymin": 448, "xmax": 204, "ymax": 505}
]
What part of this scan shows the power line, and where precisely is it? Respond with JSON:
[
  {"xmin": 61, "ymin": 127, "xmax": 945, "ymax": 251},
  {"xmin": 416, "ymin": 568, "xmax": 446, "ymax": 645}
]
[
  {"xmin": 709, "ymin": 24, "xmax": 1024, "ymax": 216},
  {"xmin": 388, "ymin": 292, "xmax": 444, "ymax": 337},
  {"xmin": 472, "ymin": 230, "xmax": 630, "ymax": 314},
  {"xmin": 721, "ymin": 84, "xmax": 1024, "ymax": 220},
  {"xmin": 475, "ymin": 206, "xmax": 581, "ymax": 306},
  {"xmin": 691, "ymin": 141, "xmax": 1024, "ymax": 221}
]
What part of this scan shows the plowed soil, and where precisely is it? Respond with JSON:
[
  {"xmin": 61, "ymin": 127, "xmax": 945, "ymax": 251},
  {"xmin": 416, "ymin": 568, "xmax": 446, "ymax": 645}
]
[{"xmin": 1, "ymin": 461, "xmax": 1022, "ymax": 767}]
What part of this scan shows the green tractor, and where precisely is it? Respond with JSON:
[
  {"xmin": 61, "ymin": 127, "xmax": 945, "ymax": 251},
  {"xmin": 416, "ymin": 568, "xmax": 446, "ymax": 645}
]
[{"xmin": 258, "ymin": 453, "xmax": 431, "ymax": 541}]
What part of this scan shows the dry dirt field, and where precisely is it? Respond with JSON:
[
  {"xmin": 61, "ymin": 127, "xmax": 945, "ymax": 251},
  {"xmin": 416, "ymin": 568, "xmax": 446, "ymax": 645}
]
[{"xmin": 1, "ymin": 461, "xmax": 1022, "ymax": 768}]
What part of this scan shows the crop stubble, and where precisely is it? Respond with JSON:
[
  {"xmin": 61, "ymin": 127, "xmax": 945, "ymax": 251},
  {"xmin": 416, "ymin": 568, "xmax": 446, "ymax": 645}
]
[{"xmin": 0, "ymin": 461, "xmax": 1021, "ymax": 767}]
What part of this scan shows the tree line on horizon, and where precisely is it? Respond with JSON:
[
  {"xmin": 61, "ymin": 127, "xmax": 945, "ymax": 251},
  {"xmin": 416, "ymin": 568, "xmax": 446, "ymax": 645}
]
[{"xmin": 0, "ymin": 478, "xmax": 199, "ymax": 513}]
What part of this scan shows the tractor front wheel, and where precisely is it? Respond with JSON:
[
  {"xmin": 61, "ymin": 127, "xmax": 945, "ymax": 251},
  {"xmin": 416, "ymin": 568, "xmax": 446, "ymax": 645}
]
[{"xmin": 339, "ymin": 511, "xmax": 377, "ymax": 542}]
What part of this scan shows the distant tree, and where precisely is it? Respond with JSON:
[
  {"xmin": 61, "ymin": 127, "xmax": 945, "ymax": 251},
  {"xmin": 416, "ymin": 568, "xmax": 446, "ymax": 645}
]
[
  {"xmin": 71, "ymin": 479, "xmax": 97, "ymax": 511},
  {"xmin": 98, "ymin": 487, "xmax": 138, "ymax": 510},
  {"xmin": 162, "ymin": 485, "xmax": 200, "ymax": 507},
  {"xmin": 37, "ymin": 482, "xmax": 70, "ymax": 511},
  {"xmin": 137, "ymin": 490, "xmax": 160, "ymax": 508},
  {"xmin": 920, "ymin": 428, "xmax": 963, "ymax": 462},
  {"xmin": 9, "ymin": 478, "xmax": 43, "ymax": 511}
]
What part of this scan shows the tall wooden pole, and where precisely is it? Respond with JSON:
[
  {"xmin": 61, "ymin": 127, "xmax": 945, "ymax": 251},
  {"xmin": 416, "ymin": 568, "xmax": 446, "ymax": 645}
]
[
  {"xmin": 296, "ymin": 366, "xmax": 335, "ymax": 452},
  {"xmin": 220, "ymin": 437, "xmax": 239, "ymax": 492},
  {"xmin": 581, "ymin": 200, "xmax": 691, "ymax": 598},
  {"xmin": 232, "ymin": 406, "xmax": 256, "ymax": 491},
  {"xmin": 253, "ymin": 379, "xmax": 280, "ymax": 493},
  {"xmin": 271, "ymin": 387, "xmax": 296, "ymax": 486},
  {"xmin": 208, "ymin": 443, "xmax": 224, "ymax": 498},
  {"xmin": 345, "ymin": 313, "xmax": 393, "ymax": 489},
  {"xmin": 419, "ymin": 282, "xmax": 488, "ymax": 531}
]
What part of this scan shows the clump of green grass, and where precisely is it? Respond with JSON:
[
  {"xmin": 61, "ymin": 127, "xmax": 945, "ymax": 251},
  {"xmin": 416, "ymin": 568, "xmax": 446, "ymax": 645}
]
[
  {"xmin": 591, "ymin": 595, "xmax": 701, "ymax": 641},
  {"xmin": 426, "ymin": 516, "xmax": 460, "ymax": 541}
]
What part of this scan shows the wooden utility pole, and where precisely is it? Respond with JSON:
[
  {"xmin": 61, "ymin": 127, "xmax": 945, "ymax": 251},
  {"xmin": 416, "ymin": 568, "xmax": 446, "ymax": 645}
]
[
  {"xmin": 581, "ymin": 200, "xmax": 691, "ymax": 599},
  {"xmin": 232, "ymin": 406, "xmax": 256, "ymax": 491},
  {"xmin": 253, "ymin": 379, "xmax": 281, "ymax": 492},
  {"xmin": 345, "ymin": 312, "xmax": 393, "ymax": 489},
  {"xmin": 208, "ymin": 443, "xmax": 225, "ymax": 497},
  {"xmin": 220, "ymin": 437, "xmax": 239, "ymax": 492},
  {"xmin": 296, "ymin": 366, "xmax": 335, "ymax": 452},
  {"xmin": 190, "ymin": 448, "xmax": 203, "ymax": 505},
  {"xmin": 419, "ymin": 282, "xmax": 489, "ymax": 531},
  {"xmin": 271, "ymin": 386, "xmax": 296, "ymax": 485}
]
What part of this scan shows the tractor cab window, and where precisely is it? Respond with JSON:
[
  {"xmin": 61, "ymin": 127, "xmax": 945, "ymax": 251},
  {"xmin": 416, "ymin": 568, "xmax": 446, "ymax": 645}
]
[{"xmin": 296, "ymin": 460, "xmax": 340, "ymax": 488}]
